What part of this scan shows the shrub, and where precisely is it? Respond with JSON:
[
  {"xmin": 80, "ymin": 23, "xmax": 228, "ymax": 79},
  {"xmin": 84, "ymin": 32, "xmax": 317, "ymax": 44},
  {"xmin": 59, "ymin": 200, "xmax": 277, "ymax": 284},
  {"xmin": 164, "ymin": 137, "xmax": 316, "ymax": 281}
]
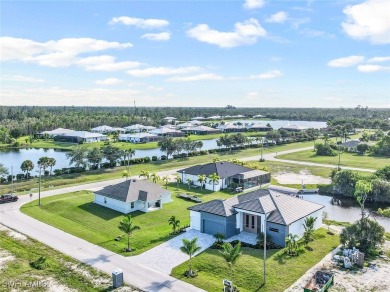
[
  {"xmin": 143, "ymin": 156, "xmax": 151, "ymax": 163},
  {"xmin": 160, "ymin": 155, "xmax": 167, "ymax": 160},
  {"xmin": 316, "ymin": 143, "xmax": 337, "ymax": 156},
  {"xmin": 30, "ymin": 256, "xmax": 47, "ymax": 270},
  {"xmin": 152, "ymin": 156, "xmax": 158, "ymax": 161}
]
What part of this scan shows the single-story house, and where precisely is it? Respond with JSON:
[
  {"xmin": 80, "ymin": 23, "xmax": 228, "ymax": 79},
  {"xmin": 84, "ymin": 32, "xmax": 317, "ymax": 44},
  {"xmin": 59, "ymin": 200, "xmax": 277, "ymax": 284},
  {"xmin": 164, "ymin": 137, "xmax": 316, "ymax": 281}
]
[
  {"xmin": 191, "ymin": 116, "xmax": 206, "ymax": 121},
  {"xmin": 148, "ymin": 127, "xmax": 185, "ymax": 137},
  {"xmin": 340, "ymin": 140, "xmax": 363, "ymax": 152},
  {"xmin": 181, "ymin": 125, "xmax": 221, "ymax": 135},
  {"xmin": 124, "ymin": 124, "xmax": 156, "ymax": 133},
  {"xmin": 176, "ymin": 122, "xmax": 195, "ymax": 129},
  {"xmin": 53, "ymin": 131, "xmax": 107, "ymax": 143},
  {"xmin": 208, "ymin": 115, "xmax": 222, "ymax": 120},
  {"xmin": 188, "ymin": 189, "xmax": 324, "ymax": 247},
  {"xmin": 246, "ymin": 123, "xmax": 272, "ymax": 132},
  {"xmin": 118, "ymin": 133, "xmax": 161, "ymax": 143},
  {"xmin": 253, "ymin": 114, "xmax": 266, "ymax": 118},
  {"xmin": 94, "ymin": 179, "xmax": 172, "ymax": 213},
  {"xmin": 38, "ymin": 128, "xmax": 75, "ymax": 138},
  {"xmin": 217, "ymin": 123, "xmax": 245, "ymax": 133},
  {"xmin": 91, "ymin": 125, "xmax": 126, "ymax": 134},
  {"xmin": 178, "ymin": 161, "xmax": 271, "ymax": 192},
  {"xmin": 163, "ymin": 117, "xmax": 177, "ymax": 123},
  {"xmin": 279, "ymin": 124, "xmax": 308, "ymax": 132}
]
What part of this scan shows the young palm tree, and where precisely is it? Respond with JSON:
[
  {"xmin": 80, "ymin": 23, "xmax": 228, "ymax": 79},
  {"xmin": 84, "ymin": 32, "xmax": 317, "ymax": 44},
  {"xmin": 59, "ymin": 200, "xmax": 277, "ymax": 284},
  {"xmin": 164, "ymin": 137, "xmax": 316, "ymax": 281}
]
[
  {"xmin": 47, "ymin": 157, "xmax": 56, "ymax": 175},
  {"xmin": 20, "ymin": 160, "xmax": 34, "ymax": 178},
  {"xmin": 219, "ymin": 242, "xmax": 242, "ymax": 283},
  {"xmin": 213, "ymin": 233, "xmax": 225, "ymax": 244},
  {"xmin": 139, "ymin": 170, "xmax": 150, "ymax": 179},
  {"xmin": 197, "ymin": 174, "xmax": 207, "ymax": 190},
  {"xmin": 151, "ymin": 172, "xmax": 160, "ymax": 183},
  {"xmin": 118, "ymin": 215, "xmax": 140, "ymax": 252},
  {"xmin": 285, "ymin": 233, "xmax": 299, "ymax": 256},
  {"xmin": 122, "ymin": 170, "xmax": 131, "ymax": 181},
  {"xmin": 180, "ymin": 237, "xmax": 202, "ymax": 277},
  {"xmin": 212, "ymin": 156, "xmax": 220, "ymax": 163},
  {"xmin": 162, "ymin": 175, "xmax": 169, "ymax": 188},
  {"xmin": 168, "ymin": 215, "xmax": 181, "ymax": 233},
  {"xmin": 187, "ymin": 178, "xmax": 193, "ymax": 190},
  {"xmin": 174, "ymin": 175, "xmax": 182, "ymax": 190},
  {"xmin": 208, "ymin": 173, "xmax": 220, "ymax": 192}
]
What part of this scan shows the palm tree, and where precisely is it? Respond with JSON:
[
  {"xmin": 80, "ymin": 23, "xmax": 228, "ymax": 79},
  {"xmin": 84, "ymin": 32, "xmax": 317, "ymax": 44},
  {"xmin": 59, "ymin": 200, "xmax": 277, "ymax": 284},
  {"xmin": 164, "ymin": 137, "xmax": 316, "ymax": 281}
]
[
  {"xmin": 174, "ymin": 175, "xmax": 182, "ymax": 190},
  {"xmin": 208, "ymin": 173, "xmax": 220, "ymax": 192},
  {"xmin": 162, "ymin": 175, "xmax": 169, "ymax": 188},
  {"xmin": 20, "ymin": 160, "xmax": 34, "ymax": 178},
  {"xmin": 180, "ymin": 237, "xmax": 202, "ymax": 277},
  {"xmin": 47, "ymin": 157, "xmax": 56, "ymax": 175},
  {"xmin": 118, "ymin": 215, "xmax": 140, "ymax": 252},
  {"xmin": 151, "ymin": 172, "xmax": 160, "ymax": 183},
  {"xmin": 124, "ymin": 148, "xmax": 136, "ymax": 169},
  {"xmin": 139, "ymin": 170, "xmax": 150, "ymax": 179},
  {"xmin": 197, "ymin": 174, "xmax": 207, "ymax": 190},
  {"xmin": 212, "ymin": 156, "xmax": 220, "ymax": 163},
  {"xmin": 302, "ymin": 216, "xmax": 317, "ymax": 250},
  {"xmin": 37, "ymin": 156, "xmax": 50, "ymax": 174},
  {"xmin": 213, "ymin": 233, "xmax": 225, "ymax": 245},
  {"xmin": 168, "ymin": 215, "xmax": 181, "ymax": 233},
  {"xmin": 285, "ymin": 233, "xmax": 299, "ymax": 256},
  {"xmin": 219, "ymin": 242, "xmax": 242, "ymax": 283},
  {"xmin": 122, "ymin": 170, "xmax": 131, "ymax": 181},
  {"xmin": 187, "ymin": 178, "xmax": 193, "ymax": 190},
  {"xmin": 322, "ymin": 133, "xmax": 330, "ymax": 145},
  {"xmin": 0, "ymin": 163, "xmax": 9, "ymax": 177}
]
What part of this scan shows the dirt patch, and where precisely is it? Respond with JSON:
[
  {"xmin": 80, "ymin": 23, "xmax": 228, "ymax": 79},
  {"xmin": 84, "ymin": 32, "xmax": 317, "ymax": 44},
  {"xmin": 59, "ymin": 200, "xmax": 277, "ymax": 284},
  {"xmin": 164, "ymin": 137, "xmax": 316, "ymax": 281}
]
[
  {"xmin": 273, "ymin": 170, "xmax": 331, "ymax": 185},
  {"xmin": 0, "ymin": 249, "xmax": 14, "ymax": 270},
  {"xmin": 68, "ymin": 263, "xmax": 110, "ymax": 287},
  {"xmin": 0, "ymin": 224, "xmax": 27, "ymax": 241}
]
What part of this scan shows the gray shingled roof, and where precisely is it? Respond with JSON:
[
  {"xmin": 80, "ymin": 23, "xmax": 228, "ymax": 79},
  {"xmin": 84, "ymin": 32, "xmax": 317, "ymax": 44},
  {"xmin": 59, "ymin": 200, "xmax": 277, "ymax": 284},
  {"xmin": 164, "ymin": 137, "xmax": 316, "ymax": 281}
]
[
  {"xmin": 189, "ymin": 189, "xmax": 324, "ymax": 226},
  {"xmin": 340, "ymin": 140, "xmax": 361, "ymax": 147},
  {"xmin": 178, "ymin": 161, "xmax": 254, "ymax": 178},
  {"xmin": 95, "ymin": 179, "xmax": 168, "ymax": 202}
]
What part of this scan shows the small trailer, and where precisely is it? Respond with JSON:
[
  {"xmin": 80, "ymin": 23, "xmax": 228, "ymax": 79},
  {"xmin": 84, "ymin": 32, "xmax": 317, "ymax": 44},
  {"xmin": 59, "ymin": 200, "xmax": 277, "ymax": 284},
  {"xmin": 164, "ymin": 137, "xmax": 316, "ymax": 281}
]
[{"xmin": 304, "ymin": 271, "xmax": 334, "ymax": 292}]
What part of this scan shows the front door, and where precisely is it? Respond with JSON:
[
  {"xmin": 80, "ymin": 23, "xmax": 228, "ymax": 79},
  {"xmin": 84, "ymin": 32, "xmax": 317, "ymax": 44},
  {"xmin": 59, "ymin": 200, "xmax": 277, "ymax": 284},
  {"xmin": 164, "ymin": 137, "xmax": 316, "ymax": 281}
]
[{"xmin": 243, "ymin": 214, "xmax": 257, "ymax": 233}]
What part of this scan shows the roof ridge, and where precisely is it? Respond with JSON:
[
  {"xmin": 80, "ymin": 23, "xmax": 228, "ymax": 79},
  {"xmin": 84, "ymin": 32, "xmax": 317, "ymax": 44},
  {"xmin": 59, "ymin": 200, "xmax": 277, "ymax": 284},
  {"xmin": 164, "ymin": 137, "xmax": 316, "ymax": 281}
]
[{"xmin": 268, "ymin": 190, "xmax": 287, "ymax": 225}]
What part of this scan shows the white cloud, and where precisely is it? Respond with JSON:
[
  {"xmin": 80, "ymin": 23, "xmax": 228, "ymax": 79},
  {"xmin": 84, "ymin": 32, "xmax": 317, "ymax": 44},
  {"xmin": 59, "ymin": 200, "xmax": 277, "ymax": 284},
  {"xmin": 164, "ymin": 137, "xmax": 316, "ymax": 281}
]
[
  {"xmin": 243, "ymin": 0, "xmax": 265, "ymax": 10},
  {"xmin": 357, "ymin": 64, "xmax": 390, "ymax": 72},
  {"xmin": 266, "ymin": 11, "xmax": 288, "ymax": 24},
  {"xmin": 109, "ymin": 16, "xmax": 169, "ymax": 29},
  {"xmin": 0, "ymin": 37, "xmax": 133, "ymax": 68},
  {"xmin": 328, "ymin": 55, "xmax": 365, "ymax": 67},
  {"xmin": 77, "ymin": 55, "xmax": 141, "ymax": 71},
  {"xmin": 95, "ymin": 78, "xmax": 124, "ymax": 85},
  {"xmin": 367, "ymin": 56, "xmax": 390, "ymax": 63},
  {"xmin": 187, "ymin": 18, "xmax": 266, "ymax": 48},
  {"xmin": 342, "ymin": 0, "xmax": 390, "ymax": 44},
  {"xmin": 168, "ymin": 73, "xmax": 224, "ymax": 82},
  {"xmin": 141, "ymin": 32, "xmax": 171, "ymax": 41},
  {"xmin": 299, "ymin": 28, "xmax": 335, "ymax": 39},
  {"xmin": 249, "ymin": 70, "xmax": 282, "ymax": 79},
  {"xmin": 127, "ymin": 66, "xmax": 201, "ymax": 77},
  {"xmin": 1, "ymin": 75, "xmax": 45, "ymax": 83}
]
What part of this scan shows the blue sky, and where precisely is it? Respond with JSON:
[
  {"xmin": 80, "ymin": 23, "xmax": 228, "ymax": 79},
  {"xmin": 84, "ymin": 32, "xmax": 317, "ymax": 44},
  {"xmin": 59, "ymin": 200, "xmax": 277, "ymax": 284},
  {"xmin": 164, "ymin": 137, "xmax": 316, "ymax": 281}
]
[{"xmin": 1, "ymin": 0, "xmax": 389, "ymax": 107}]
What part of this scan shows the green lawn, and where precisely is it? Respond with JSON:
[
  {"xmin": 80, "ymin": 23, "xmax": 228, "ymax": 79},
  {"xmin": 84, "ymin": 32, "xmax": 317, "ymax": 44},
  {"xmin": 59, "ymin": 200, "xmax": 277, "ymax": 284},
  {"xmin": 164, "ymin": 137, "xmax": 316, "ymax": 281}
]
[
  {"xmin": 0, "ymin": 229, "xmax": 134, "ymax": 291},
  {"xmin": 20, "ymin": 183, "xmax": 234, "ymax": 256},
  {"xmin": 171, "ymin": 228, "xmax": 339, "ymax": 292},
  {"xmin": 278, "ymin": 149, "xmax": 390, "ymax": 170}
]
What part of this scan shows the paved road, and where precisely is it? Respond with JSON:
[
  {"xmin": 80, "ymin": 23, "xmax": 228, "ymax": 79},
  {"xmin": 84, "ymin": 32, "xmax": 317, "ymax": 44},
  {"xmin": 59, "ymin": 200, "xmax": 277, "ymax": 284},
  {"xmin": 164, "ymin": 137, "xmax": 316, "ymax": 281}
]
[{"xmin": 0, "ymin": 145, "xmax": 375, "ymax": 291}]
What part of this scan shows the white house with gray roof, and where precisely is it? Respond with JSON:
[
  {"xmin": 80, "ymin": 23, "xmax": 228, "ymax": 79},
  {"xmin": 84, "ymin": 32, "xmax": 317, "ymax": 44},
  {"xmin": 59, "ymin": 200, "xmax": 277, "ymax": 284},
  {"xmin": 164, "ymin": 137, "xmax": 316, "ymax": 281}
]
[
  {"xmin": 94, "ymin": 179, "xmax": 172, "ymax": 213},
  {"xmin": 188, "ymin": 188, "xmax": 324, "ymax": 247}
]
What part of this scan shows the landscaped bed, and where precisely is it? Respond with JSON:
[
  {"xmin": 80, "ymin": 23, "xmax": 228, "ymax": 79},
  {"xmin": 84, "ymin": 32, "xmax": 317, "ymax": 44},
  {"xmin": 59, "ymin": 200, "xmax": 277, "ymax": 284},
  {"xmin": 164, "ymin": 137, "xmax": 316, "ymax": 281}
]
[{"xmin": 171, "ymin": 228, "xmax": 339, "ymax": 292}]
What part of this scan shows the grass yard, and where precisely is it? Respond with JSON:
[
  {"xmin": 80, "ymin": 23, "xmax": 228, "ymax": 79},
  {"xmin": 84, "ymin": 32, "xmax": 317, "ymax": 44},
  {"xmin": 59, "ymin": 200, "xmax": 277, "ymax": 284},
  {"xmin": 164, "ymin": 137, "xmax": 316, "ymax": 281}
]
[
  {"xmin": 171, "ymin": 228, "xmax": 339, "ymax": 292},
  {"xmin": 20, "ymin": 183, "xmax": 234, "ymax": 256},
  {"xmin": 279, "ymin": 149, "xmax": 390, "ymax": 170},
  {"xmin": 0, "ymin": 227, "xmax": 136, "ymax": 291}
]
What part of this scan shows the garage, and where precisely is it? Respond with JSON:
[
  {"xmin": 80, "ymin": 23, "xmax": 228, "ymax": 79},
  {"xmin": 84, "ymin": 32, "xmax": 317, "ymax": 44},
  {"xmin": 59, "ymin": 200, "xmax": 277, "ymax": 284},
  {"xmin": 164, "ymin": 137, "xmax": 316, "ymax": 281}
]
[{"xmin": 202, "ymin": 219, "xmax": 225, "ymax": 235}]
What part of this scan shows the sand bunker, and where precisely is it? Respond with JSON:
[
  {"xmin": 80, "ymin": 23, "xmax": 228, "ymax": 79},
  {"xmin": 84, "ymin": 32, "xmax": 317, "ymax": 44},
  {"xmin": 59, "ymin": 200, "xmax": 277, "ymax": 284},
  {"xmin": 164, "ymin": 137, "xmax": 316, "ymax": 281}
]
[{"xmin": 273, "ymin": 170, "xmax": 331, "ymax": 185}]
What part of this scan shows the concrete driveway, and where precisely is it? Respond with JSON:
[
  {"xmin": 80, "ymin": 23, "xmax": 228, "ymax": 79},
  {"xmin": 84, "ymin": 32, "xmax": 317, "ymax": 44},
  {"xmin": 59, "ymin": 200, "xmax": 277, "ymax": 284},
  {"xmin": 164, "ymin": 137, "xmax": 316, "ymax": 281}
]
[{"xmin": 132, "ymin": 229, "xmax": 215, "ymax": 275}]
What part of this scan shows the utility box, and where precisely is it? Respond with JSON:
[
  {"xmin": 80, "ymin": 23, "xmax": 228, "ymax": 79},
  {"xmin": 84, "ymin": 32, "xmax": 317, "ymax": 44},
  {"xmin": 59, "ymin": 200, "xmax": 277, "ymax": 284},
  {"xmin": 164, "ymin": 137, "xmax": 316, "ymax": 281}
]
[{"xmin": 112, "ymin": 269, "xmax": 124, "ymax": 288}]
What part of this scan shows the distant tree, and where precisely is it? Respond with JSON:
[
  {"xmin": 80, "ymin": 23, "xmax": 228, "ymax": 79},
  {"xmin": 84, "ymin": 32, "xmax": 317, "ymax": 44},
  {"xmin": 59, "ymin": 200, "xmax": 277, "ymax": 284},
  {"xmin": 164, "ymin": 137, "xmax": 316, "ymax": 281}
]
[
  {"xmin": 162, "ymin": 175, "xmax": 169, "ymax": 188},
  {"xmin": 375, "ymin": 165, "xmax": 390, "ymax": 181},
  {"xmin": 37, "ymin": 157, "xmax": 50, "ymax": 173},
  {"xmin": 208, "ymin": 173, "xmax": 220, "ymax": 191},
  {"xmin": 187, "ymin": 178, "xmax": 193, "ymax": 190},
  {"xmin": 87, "ymin": 147, "xmax": 103, "ymax": 169},
  {"xmin": 151, "ymin": 172, "xmax": 160, "ymax": 183},
  {"xmin": 197, "ymin": 174, "xmax": 207, "ymax": 190},
  {"xmin": 0, "ymin": 163, "xmax": 9, "ymax": 177},
  {"xmin": 101, "ymin": 144, "xmax": 122, "ymax": 167},
  {"xmin": 66, "ymin": 146, "xmax": 89, "ymax": 168},
  {"xmin": 118, "ymin": 215, "xmax": 140, "ymax": 252},
  {"xmin": 158, "ymin": 137, "xmax": 176, "ymax": 158},
  {"xmin": 174, "ymin": 175, "xmax": 182, "ymax": 190},
  {"xmin": 196, "ymin": 140, "xmax": 203, "ymax": 151},
  {"xmin": 122, "ymin": 170, "xmax": 131, "ymax": 181},
  {"xmin": 47, "ymin": 157, "xmax": 56, "ymax": 175},
  {"xmin": 180, "ymin": 237, "xmax": 202, "ymax": 277},
  {"xmin": 21, "ymin": 160, "xmax": 34, "ymax": 178},
  {"xmin": 139, "ymin": 170, "xmax": 150, "ymax": 179}
]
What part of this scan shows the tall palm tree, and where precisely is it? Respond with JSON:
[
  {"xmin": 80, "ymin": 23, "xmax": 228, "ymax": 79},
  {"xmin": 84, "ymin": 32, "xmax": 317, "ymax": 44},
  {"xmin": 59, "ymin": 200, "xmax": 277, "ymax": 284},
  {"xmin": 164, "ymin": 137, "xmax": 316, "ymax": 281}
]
[
  {"xmin": 151, "ymin": 172, "xmax": 160, "ymax": 183},
  {"xmin": 162, "ymin": 175, "xmax": 169, "ymax": 188},
  {"xmin": 180, "ymin": 237, "xmax": 202, "ymax": 277},
  {"xmin": 174, "ymin": 175, "xmax": 182, "ymax": 190},
  {"xmin": 125, "ymin": 148, "xmax": 136, "ymax": 169},
  {"xmin": 219, "ymin": 242, "xmax": 242, "ymax": 283},
  {"xmin": 197, "ymin": 174, "xmax": 207, "ymax": 190},
  {"xmin": 122, "ymin": 170, "xmax": 131, "ymax": 181},
  {"xmin": 208, "ymin": 173, "xmax": 220, "ymax": 192},
  {"xmin": 20, "ymin": 160, "xmax": 34, "ymax": 178},
  {"xmin": 47, "ymin": 157, "xmax": 56, "ymax": 175},
  {"xmin": 168, "ymin": 215, "xmax": 180, "ymax": 233},
  {"xmin": 187, "ymin": 178, "xmax": 193, "ymax": 190},
  {"xmin": 37, "ymin": 156, "xmax": 50, "ymax": 174},
  {"xmin": 139, "ymin": 170, "xmax": 150, "ymax": 179},
  {"xmin": 118, "ymin": 215, "xmax": 140, "ymax": 252}
]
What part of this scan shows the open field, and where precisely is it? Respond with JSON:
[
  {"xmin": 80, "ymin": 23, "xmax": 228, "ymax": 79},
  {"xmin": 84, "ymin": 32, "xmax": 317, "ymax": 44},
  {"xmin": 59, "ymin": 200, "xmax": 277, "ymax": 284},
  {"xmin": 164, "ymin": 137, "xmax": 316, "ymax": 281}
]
[
  {"xmin": 20, "ymin": 183, "xmax": 235, "ymax": 256},
  {"xmin": 0, "ymin": 225, "xmax": 136, "ymax": 292},
  {"xmin": 171, "ymin": 228, "xmax": 339, "ymax": 292},
  {"xmin": 278, "ymin": 149, "xmax": 390, "ymax": 170}
]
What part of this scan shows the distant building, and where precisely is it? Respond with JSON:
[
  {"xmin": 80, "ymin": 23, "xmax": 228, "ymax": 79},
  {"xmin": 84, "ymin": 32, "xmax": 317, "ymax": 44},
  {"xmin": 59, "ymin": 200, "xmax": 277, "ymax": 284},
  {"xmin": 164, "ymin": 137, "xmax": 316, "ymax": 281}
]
[
  {"xmin": 246, "ymin": 123, "xmax": 272, "ymax": 132},
  {"xmin": 191, "ymin": 116, "xmax": 206, "ymax": 120},
  {"xmin": 163, "ymin": 117, "xmax": 177, "ymax": 123},
  {"xmin": 148, "ymin": 127, "xmax": 185, "ymax": 137},
  {"xmin": 91, "ymin": 125, "xmax": 125, "ymax": 134},
  {"xmin": 94, "ymin": 179, "xmax": 172, "ymax": 214},
  {"xmin": 340, "ymin": 140, "xmax": 364, "ymax": 152},
  {"xmin": 181, "ymin": 125, "xmax": 221, "ymax": 135},
  {"xmin": 253, "ymin": 114, "xmax": 266, "ymax": 118},
  {"xmin": 279, "ymin": 124, "xmax": 308, "ymax": 132},
  {"xmin": 53, "ymin": 131, "xmax": 107, "ymax": 143},
  {"xmin": 124, "ymin": 124, "xmax": 156, "ymax": 133},
  {"xmin": 38, "ymin": 128, "xmax": 75, "ymax": 138},
  {"xmin": 118, "ymin": 133, "xmax": 160, "ymax": 143},
  {"xmin": 217, "ymin": 123, "xmax": 245, "ymax": 133}
]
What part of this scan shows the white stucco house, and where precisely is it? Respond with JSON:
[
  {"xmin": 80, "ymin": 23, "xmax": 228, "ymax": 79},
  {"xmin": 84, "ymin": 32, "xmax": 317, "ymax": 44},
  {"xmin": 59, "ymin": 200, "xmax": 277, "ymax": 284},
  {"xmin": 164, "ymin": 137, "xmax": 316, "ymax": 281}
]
[
  {"xmin": 94, "ymin": 179, "xmax": 172, "ymax": 213},
  {"xmin": 188, "ymin": 188, "xmax": 324, "ymax": 247}
]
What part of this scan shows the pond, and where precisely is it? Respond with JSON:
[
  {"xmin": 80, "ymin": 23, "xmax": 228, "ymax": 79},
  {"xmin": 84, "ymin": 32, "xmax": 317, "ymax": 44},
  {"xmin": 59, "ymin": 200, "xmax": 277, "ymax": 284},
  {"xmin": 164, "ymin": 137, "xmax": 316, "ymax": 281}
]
[{"xmin": 304, "ymin": 193, "xmax": 390, "ymax": 231}]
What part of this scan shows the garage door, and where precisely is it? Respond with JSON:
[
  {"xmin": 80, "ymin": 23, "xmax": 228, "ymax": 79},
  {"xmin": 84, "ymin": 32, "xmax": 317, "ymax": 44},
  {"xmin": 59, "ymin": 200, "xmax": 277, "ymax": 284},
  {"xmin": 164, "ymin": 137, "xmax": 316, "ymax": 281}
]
[{"xmin": 202, "ymin": 219, "xmax": 225, "ymax": 236}]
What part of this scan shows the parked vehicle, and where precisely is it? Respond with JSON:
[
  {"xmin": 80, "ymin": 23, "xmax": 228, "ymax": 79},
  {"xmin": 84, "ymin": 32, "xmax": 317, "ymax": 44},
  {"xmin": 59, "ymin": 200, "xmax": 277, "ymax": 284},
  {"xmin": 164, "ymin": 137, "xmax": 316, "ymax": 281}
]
[
  {"xmin": 0, "ymin": 194, "xmax": 19, "ymax": 204},
  {"xmin": 304, "ymin": 271, "xmax": 334, "ymax": 292}
]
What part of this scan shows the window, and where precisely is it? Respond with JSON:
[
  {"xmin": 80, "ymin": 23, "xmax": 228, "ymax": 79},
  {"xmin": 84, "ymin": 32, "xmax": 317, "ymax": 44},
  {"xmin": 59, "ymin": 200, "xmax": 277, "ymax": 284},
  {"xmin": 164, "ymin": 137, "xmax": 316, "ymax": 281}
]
[
  {"xmin": 131, "ymin": 202, "xmax": 134, "ymax": 209},
  {"xmin": 269, "ymin": 227, "xmax": 279, "ymax": 233},
  {"xmin": 251, "ymin": 216, "xmax": 255, "ymax": 229},
  {"xmin": 245, "ymin": 214, "xmax": 249, "ymax": 228}
]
